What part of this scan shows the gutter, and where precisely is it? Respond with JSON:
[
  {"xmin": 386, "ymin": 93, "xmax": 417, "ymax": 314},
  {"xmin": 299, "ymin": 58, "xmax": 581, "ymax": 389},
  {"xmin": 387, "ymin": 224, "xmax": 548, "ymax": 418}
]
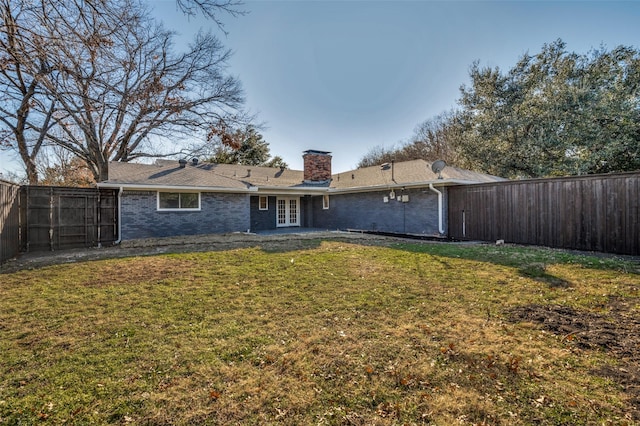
[
  {"xmin": 255, "ymin": 186, "xmax": 330, "ymax": 196},
  {"xmin": 429, "ymin": 183, "xmax": 445, "ymax": 235},
  {"xmin": 328, "ymin": 179, "xmax": 481, "ymax": 195},
  {"xmin": 97, "ymin": 183, "xmax": 258, "ymax": 193}
]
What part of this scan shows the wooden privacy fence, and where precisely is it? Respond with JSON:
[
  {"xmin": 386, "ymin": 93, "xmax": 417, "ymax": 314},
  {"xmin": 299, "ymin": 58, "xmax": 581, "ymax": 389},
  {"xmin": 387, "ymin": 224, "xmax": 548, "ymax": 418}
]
[
  {"xmin": 0, "ymin": 184, "xmax": 119, "ymax": 264},
  {"xmin": 448, "ymin": 172, "xmax": 640, "ymax": 256},
  {"xmin": 20, "ymin": 186, "xmax": 118, "ymax": 253},
  {"xmin": 0, "ymin": 180, "xmax": 21, "ymax": 264}
]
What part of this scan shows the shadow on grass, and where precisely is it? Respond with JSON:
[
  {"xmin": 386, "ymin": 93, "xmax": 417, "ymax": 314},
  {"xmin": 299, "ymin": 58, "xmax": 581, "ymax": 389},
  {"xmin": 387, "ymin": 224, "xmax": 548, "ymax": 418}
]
[
  {"xmin": 3, "ymin": 232, "xmax": 638, "ymax": 276},
  {"xmin": 0, "ymin": 233, "xmax": 356, "ymax": 273},
  {"xmin": 389, "ymin": 240, "xmax": 639, "ymax": 287},
  {"xmin": 517, "ymin": 263, "xmax": 572, "ymax": 288}
]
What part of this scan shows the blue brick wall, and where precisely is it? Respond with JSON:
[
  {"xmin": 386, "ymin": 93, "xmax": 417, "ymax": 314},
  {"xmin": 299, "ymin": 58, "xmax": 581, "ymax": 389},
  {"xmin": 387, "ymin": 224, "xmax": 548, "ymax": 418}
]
[
  {"xmin": 249, "ymin": 196, "xmax": 276, "ymax": 231},
  {"xmin": 121, "ymin": 191, "xmax": 250, "ymax": 240},
  {"xmin": 249, "ymin": 196, "xmax": 311, "ymax": 231},
  {"xmin": 310, "ymin": 188, "xmax": 447, "ymax": 235}
]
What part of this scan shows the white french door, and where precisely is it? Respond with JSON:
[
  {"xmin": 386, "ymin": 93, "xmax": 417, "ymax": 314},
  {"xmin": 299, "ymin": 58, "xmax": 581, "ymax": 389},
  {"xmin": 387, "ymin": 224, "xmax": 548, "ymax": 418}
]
[{"xmin": 276, "ymin": 197, "xmax": 300, "ymax": 227}]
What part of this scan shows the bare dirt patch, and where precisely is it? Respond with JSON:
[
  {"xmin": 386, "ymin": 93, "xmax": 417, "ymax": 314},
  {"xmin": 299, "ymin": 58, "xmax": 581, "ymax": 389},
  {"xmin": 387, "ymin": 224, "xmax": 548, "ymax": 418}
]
[{"xmin": 507, "ymin": 298, "xmax": 640, "ymax": 420}]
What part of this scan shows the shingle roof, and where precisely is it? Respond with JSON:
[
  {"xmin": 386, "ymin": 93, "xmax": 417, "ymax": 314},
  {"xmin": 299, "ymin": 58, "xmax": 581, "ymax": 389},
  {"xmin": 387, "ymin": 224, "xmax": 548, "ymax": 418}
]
[
  {"xmin": 184, "ymin": 162, "xmax": 306, "ymax": 187},
  {"xmin": 331, "ymin": 159, "xmax": 504, "ymax": 189},
  {"xmin": 104, "ymin": 161, "xmax": 250, "ymax": 190},
  {"xmin": 101, "ymin": 158, "xmax": 504, "ymax": 191}
]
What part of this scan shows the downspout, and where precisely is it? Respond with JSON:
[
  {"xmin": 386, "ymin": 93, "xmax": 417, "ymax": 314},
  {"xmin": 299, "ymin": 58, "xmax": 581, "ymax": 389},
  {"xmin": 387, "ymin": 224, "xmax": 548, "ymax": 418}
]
[
  {"xmin": 115, "ymin": 186, "xmax": 123, "ymax": 244},
  {"xmin": 429, "ymin": 183, "xmax": 445, "ymax": 235}
]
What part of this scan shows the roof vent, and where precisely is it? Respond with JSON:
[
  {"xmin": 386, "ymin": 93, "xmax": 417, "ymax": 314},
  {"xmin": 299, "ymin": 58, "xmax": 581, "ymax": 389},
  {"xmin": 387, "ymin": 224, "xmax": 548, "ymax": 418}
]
[
  {"xmin": 192, "ymin": 158, "xmax": 199, "ymax": 166},
  {"xmin": 247, "ymin": 169, "xmax": 251, "ymax": 177},
  {"xmin": 178, "ymin": 159, "xmax": 187, "ymax": 168}
]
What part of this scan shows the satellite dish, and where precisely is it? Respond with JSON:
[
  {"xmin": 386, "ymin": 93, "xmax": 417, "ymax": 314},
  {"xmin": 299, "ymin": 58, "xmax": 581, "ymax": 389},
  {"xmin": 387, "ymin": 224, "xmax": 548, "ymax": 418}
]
[{"xmin": 431, "ymin": 160, "xmax": 446, "ymax": 179}]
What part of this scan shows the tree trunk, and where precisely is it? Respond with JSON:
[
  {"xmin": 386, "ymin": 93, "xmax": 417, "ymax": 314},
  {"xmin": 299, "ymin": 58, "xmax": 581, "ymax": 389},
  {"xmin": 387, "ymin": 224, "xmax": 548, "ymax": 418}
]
[
  {"xmin": 15, "ymin": 132, "xmax": 38, "ymax": 184},
  {"xmin": 95, "ymin": 156, "xmax": 109, "ymax": 183},
  {"xmin": 25, "ymin": 158, "xmax": 38, "ymax": 185}
]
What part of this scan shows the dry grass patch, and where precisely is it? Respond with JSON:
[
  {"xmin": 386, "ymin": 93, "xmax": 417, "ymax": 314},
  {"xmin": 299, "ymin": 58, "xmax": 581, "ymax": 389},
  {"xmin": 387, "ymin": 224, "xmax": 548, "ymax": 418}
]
[{"xmin": 0, "ymin": 240, "xmax": 638, "ymax": 425}]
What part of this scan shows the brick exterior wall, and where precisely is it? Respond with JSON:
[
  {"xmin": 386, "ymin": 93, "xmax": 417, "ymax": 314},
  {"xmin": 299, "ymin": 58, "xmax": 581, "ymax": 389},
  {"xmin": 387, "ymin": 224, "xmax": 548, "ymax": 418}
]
[
  {"xmin": 120, "ymin": 191, "xmax": 250, "ymax": 240},
  {"xmin": 119, "ymin": 188, "xmax": 445, "ymax": 239},
  {"xmin": 249, "ymin": 195, "xmax": 309, "ymax": 231},
  {"xmin": 303, "ymin": 151, "xmax": 332, "ymax": 182},
  {"xmin": 309, "ymin": 188, "xmax": 447, "ymax": 235},
  {"xmin": 250, "ymin": 196, "xmax": 276, "ymax": 231}
]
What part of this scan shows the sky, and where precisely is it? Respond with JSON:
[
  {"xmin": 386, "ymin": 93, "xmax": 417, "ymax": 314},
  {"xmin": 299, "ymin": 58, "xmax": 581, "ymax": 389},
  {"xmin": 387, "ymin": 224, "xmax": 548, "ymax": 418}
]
[{"xmin": 1, "ymin": 0, "xmax": 639, "ymax": 178}]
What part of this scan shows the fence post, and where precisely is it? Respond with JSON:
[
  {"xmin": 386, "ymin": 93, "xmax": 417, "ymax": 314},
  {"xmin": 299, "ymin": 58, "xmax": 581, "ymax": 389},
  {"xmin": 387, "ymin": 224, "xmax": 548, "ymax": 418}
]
[
  {"xmin": 49, "ymin": 187, "xmax": 54, "ymax": 251},
  {"xmin": 0, "ymin": 180, "xmax": 22, "ymax": 264},
  {"xmin": 97, "ymin": 190, "xmax": 102, "ymax": 248}
]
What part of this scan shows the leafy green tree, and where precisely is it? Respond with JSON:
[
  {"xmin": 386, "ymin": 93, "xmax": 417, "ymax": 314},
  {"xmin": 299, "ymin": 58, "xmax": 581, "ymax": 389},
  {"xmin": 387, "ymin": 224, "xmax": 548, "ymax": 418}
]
[
  {"xmin": 263, "ymin": 155, "xmax": 287, "ymax": 168},
  {"xmin": 456, "ymin": 39, "xmax": 640, "ymax": 178},
  {"xmin": 209, "ymin": 126, "xmax": 288, "ymax": 168}
]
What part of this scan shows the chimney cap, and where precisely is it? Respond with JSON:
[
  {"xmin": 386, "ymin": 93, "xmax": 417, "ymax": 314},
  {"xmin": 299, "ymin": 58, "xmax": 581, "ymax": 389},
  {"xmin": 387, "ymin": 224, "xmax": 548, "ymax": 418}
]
[{"xmin": 303, "ymin": 149, "xmax": 331, "ymax": 156}]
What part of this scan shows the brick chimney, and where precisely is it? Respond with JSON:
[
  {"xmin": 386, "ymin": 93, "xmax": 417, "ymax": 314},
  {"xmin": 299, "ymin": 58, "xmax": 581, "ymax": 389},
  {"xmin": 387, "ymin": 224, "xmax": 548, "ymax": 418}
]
[{"xmin": 303, "ymin": 150, "xmax": 332, "ymax": 183}]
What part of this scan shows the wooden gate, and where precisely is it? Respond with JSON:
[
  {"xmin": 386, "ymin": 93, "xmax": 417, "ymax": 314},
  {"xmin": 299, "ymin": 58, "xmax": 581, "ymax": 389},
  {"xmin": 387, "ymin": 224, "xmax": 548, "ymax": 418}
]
[{"xmin": 20, "ymin": 186, "xmax": 118, "ymax": 252}]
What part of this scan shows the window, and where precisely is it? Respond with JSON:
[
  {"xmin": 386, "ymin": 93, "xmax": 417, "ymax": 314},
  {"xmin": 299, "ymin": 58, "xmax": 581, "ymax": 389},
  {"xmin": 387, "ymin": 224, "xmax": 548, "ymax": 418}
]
[
  {"xmin": 158, "ymin": 192, "xmax": 200, "ymax": 211},
  {"xmin": 259, "ymin": 196, "xmax": 268, "ymax": 210},
  {"xmin": 322, "ymin": 194, "xmax": 330, "ymax": 210}
]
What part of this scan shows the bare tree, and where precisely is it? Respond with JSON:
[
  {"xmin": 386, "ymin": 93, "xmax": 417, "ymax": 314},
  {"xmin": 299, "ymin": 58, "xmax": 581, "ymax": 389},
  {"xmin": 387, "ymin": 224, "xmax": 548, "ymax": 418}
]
[
  {"xmin": 1, "ymin": 0, "xmax": 246, "ymax": 182},
  {"xmin": 357, "ymin": 144, "xmax": 398, "ymax": 168},
  {"xmin": 37, "ymin": 145, "xmax": 94, "ymax": 187},
  {"xmin": 408, "ymin": 111, "xmax": 461, "ymax": 164},
  {"xmin": 357, "ymin": 111, "xmax": 462, "ymax": 169},
  {"xmin": 176, "ymin": 0, "xmax": 246, "ymax": 32},
  {"xmin": 0, "ymin": 0, "xmax": 57, "ymax": 183}
]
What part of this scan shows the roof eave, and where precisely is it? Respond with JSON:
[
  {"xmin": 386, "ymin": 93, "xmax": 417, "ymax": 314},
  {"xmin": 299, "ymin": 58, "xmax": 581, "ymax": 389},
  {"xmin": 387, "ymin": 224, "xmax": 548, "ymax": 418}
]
[
  {"xmin": 328, "ymin": 179, "xmax": 482, "ymax": 193},
  {"xmin": 253, "ymin": 185, "xmax": 330, "ymax": 195},
  {"xmin": 97, "ymin": 182, "xmax": 257, "ymax": 193},
  {"xmin": 97, "ymin": 178, "xmax": 496, "ymax": 194}
]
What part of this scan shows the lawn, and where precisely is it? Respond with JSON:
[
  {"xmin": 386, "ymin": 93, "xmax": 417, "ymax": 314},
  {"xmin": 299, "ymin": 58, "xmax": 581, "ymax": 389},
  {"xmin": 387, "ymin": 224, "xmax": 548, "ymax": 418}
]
[{"xmin": 0, "ymin": 239, "xmax": 638, "ymax": 425}]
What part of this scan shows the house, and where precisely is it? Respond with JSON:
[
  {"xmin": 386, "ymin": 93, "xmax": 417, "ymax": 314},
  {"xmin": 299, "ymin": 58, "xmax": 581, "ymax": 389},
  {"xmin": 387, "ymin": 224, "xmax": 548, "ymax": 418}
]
[{"xmin": 98, "ymin": 150, "xmax": 503, "ymax": 241}]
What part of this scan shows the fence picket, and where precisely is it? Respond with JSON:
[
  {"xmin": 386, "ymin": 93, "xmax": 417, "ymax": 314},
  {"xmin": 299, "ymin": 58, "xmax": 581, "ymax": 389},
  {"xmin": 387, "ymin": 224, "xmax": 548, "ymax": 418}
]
[{"xmin": 448, "ymin": 172, "xmax": 640, "ymax": 256}]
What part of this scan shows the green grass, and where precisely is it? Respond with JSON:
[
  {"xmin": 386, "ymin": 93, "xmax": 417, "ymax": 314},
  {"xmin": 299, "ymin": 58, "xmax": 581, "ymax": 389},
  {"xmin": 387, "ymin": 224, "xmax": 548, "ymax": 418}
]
[{"xmin": 0, "ymin": 240, "xmax": 638, "ymax": 425}]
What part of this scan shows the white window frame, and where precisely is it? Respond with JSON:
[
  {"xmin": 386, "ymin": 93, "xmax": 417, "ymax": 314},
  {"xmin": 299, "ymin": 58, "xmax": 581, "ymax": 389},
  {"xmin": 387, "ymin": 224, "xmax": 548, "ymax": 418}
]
[
  {"xmin": 157, "ymin": 191, "xmax": 201, "ymax": 211},
  {"xmin": 258, "ymin": 195, "xmax": 269, "ymax": 211},
  {"xmin": 322, "ymin": 194, "xmax": 330, "ymax": 210}
]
